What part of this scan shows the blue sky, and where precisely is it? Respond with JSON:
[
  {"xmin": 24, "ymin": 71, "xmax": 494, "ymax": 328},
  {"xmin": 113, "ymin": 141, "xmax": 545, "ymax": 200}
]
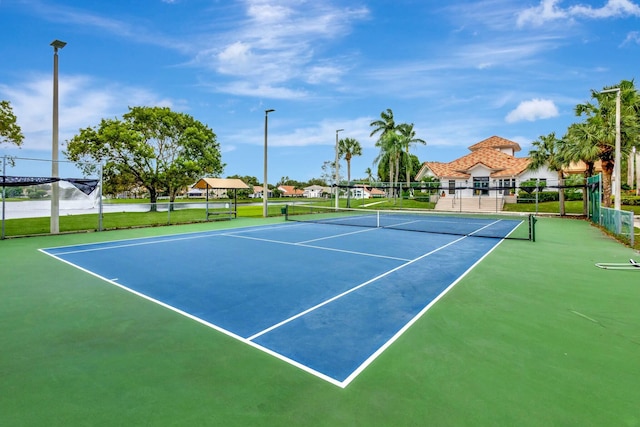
[{"xmin": 1, "ymin": 0, "xmax": 639, "ymax": 183}]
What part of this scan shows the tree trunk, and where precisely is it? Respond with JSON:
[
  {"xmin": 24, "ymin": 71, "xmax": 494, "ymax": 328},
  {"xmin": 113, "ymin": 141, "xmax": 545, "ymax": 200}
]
[
  {"xmin": 582, "ymin": 171, "xmax": 589, "ymax": 216},
  {"xmin": 558, "ymin": 170, "xmax": 565, "ymax": 216},
  {"xmin": 636, "ymin": 151, "xmax": 640, "ymax": 196},
  {"xmin": 394, "ymin": 154, "xmax": 400, "ymax": 201},
  {"xmin": 582, "ymin": 162, "xmax": 595, "ymax": 216},
  {"xmin": 388, "ymin": 157, "xmax": 394, "ymax": 199},
  {"xmin": 406, "ymin": 148, "xmax": 411, "ymax": 188},
  {"xmin": 148, "ymin": 187, "xmax": 158, "ymax": 212},
  {"xmin": 601, "ymin": 159, "xmax": 614, "ymax": 208},
  {"xmin": 346, "ymin": 159, "xmax": 351, "ymax": 208}
]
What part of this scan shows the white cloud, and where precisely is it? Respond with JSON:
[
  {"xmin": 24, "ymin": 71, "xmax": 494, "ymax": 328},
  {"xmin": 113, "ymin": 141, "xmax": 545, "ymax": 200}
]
[
  {"xmin": 0, "ymin": 74, "xmax": 174, "ymax": 152},
  {"xmin": 202, "ymin": 1, "xmax": 370, "ymax": 96},
  {"xmin": 517, "ymin": 0, "xmax": 640, "ymax": 27},
  {"xmin": 215, "ymin": 81, "xmax": 308, "ymax": 99},
  {"xmin": 217, "ymin": 41, "xmax": 255, "ymax": 75},
  {"xmin": 226, "ymin": 116, "xmax": 373, "ymax": 148},
  {"xmin": 505, "ymin": 99, "xmax": 559, "ymax": 123},
  {"xmin": 247, "ymin": 2, "xmax": 293, "ymax": 23},
  {"xmin": 305, "ymin": 65, "xmax": 344, "ymax": 84},
  {"xmin": 622, "ymin": 30, "xmax": 640, "ymax": 45},
  {"xmin": 570, "ymin": 0, "xmax": 640, "ymax": 18},
  {"xmin": 26, "ymin": 1, "xmax": 191, "ymax": 52},
  {"xmin": 517, "ymin": 0, "xmax": 568, "ymax": 27}
]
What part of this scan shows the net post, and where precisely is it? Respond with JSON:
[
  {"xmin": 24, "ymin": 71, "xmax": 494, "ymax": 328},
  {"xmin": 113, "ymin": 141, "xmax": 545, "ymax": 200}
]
[{"xmin": 529, "ymin": 214, "xmax": 537, "ymax": 242}]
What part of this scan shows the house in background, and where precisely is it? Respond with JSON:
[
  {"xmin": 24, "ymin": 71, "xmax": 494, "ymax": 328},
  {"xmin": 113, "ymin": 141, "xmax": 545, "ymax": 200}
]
[
  {"xmin": 278, "ymin": 185, "xmax": 304, "ymax": 197},
  {"xmin": 303, "ymin": 185, "xmax": 326, "ymax": 198},
  {"xmin": 250, "ymin": 185, "xmax": 272, "ymax": 199},
  {"xmin": 349, "ymin": 185, "xmax": 386, "ymax": 199},
  {"xmin": 415, "ymin": 136, "xmax": 557, "ymax": 199}
]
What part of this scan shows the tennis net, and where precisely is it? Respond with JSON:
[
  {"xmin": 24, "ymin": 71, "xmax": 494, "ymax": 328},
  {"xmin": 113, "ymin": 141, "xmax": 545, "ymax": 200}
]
[{"xmin": 285, "ymin": 205, "xmax": 536, "ymax": 241}]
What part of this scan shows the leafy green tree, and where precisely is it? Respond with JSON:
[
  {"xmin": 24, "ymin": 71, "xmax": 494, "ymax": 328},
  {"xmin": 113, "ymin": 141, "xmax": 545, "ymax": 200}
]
[
  {"xmin": 320, "ymin": 160, "xmax": 338, "ymax": 186},
  {"xmin": 277, "ymin": 176, "xmax": 291, "ymax": 186},
  {"xmin": 0, "ymin": 100, "xmax": 24, "ymax": 147},
  {"xmin": 26, "ymin": 186, "xmax": 48, "ymax": 199},
  {"xmin": 226, "ymin": 175, "xmax": 260, "ymax": 186},
  {"xmin": 66, "ymin": 106, "xmax": 224, "ymax": 208},
  {"xmin": 226, "ymin": 174, "xmax": 257, "ymax": 198},
  {"xmin": 420, "ymin": 176, "xmax": 441, "ymax": 195},
  {"xmin": 527, "ymin": 132, "xmax": 567, "ymax": 215},
  {"xmin": 306, "ymin": 177, "xmax": 327, "ymax": 186},
  {"xmin": 4, "ymin": 186, "xmax": 24, "ymax": 198}
]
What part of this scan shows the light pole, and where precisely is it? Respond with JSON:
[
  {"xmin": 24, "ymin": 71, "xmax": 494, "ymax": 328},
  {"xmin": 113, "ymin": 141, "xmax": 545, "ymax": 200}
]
[
  {"xmin": 50, "ymin": 39, "xmax": 66, "ymax": 234},
  {"xmin": 600, "ymin": 87, "xmax": 621, "ymax": 211},
  {"xmin": 263, "ymin": 109, "xmax": 275, "ymax": 218},
  {"xmin": 335, "ymin": 129, "xmax": 343, "ymax": 209}
]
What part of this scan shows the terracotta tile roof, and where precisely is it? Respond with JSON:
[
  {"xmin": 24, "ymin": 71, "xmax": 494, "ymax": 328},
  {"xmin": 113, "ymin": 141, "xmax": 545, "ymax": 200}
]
[
  {"xmin": 417, "ymin": 135, "xmax": 601, "ymax": 181},
  {"xmin": 468, "ymin": 135, "xmax": 521, "ymax": 152},
  {"xmin": 420, "ymin": 147, "xmax": 530, "ymax": 179},
  {"xmin": 278, "ymin": 185, "xmax": 304, "ymax": 196}
]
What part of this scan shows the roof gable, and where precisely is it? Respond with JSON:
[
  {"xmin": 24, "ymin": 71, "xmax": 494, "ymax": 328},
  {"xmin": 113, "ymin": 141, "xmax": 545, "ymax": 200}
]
[
  {"xmin": 419, "ymin": 144, "xmax": 530, "ymax": 180},
  {"xmin": 468, "ymin": 135, "xmax": 521, "ymax": 152}
]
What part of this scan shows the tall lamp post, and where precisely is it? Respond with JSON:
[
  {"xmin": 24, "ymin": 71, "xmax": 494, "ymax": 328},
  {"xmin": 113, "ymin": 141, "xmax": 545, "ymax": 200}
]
[
  {"xmin": 335, "ymin": 129, "xmax": 343, "ymax": 209},
  {"xmin": 600, "ymin": 87, "xmax": 621, "ymax": 211},
  {"xmin": 263, "ymin": 109, "xmax": 275, "ymax": 218},
  {"xmin": 50, "ymin": 39, "xmax": 66, "ymax": 234}
]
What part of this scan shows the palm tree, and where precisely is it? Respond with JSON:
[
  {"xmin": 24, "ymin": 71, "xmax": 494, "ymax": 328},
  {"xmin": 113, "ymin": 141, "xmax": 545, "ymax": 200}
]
[
  {"xmin": 370, "ymin": 109, "xmax": 396, "ymax": 199},
  {"xmin": 528, "ymin": 132, "xmax": 568, "ymax": 216},
  {"xmin": 364, "ymin": 167, "xmax": 374, "ymax": 184},
  {"xmin": 574, "ymin": 80, "xmax": 640, "ymax": 207},
  {"xmin": 563, "ymin": 122, "xmax": 603, "ymax": 215},
  {"xmin": 397, "ymin": 122, "xmax": 426, "ymax": 187},
  {"xmin": 374, "ymin": 131, "xmax": 403, "ymax": 200},
  {"xmin": 338, "ymin": 137, "xmax": 362, "ymax": 206},
  {"xmin": 369, "ymin": 108, "xmax": 395, "ymax": 140},
  {"xmin": 337, "ymin": 137, "xmax": 362, "ymax": 186}
]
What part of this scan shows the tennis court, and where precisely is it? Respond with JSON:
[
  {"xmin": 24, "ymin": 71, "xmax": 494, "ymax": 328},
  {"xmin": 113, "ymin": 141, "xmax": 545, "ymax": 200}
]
[
  {"xmin": 40, "ymin": 212, "xmax": 523, "ymax": 387},
  {"xmin": 3, "ymin": 215, "xmax": 639, "ymax": 426}
]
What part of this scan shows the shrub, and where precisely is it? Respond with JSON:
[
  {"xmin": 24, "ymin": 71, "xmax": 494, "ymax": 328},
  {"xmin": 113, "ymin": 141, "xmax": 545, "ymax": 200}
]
[{"xmin": 621, "ymin": 195, "xmax": 640, "ymax": 206}]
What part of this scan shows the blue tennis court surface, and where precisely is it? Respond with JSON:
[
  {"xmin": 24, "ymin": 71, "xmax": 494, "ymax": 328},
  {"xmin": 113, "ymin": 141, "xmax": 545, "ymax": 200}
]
[{"xmin": 41, "ymin": 220, "xmax": 517, "ymax": 387}]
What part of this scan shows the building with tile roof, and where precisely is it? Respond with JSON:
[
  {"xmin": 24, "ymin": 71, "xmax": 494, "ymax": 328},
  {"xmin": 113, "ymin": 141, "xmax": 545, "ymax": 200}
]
[
  {"xmin": 415, "ymin": 136, "xmax": 556, "ymax": 198},
  {"xmin": 278, "ymin": 185, "xmax": 305, "ymax": 197}
]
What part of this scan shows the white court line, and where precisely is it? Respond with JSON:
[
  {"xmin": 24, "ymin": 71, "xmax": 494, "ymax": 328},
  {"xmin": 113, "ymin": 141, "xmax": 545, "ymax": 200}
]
[
  {"xmin": 44, "ymin": 222, "xmax": 303, "ymax": 256},
  {"xmin": 39, "ymin": 246, "xmax": 347, "ymax": 388},
  {"xmin": 468, "ymin": 219, "xmax": 502, "ymax": 236},
  {"xmin": 246, "ymin": 235, "xmax": 468, "ymax": 342},
  {"xmin": 341, "ymin": 234, "xmax": 508, "ymax": 387},
  {"xmin": 297, "ymin": 226, "xmax": 379, "ymax": 244},
  {"xmin": 223, "ymin": 233, "xmax": 411, "ymax": 262}
]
